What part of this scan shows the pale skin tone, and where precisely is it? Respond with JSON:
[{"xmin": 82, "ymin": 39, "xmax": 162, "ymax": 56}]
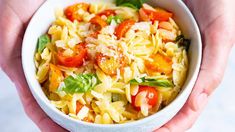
[{"xmin": 0, "ymin": 0, "xmax": 234, "ymax": 132}]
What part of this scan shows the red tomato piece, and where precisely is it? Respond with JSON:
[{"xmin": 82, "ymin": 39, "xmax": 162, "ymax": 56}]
[
  {"xmin": 139, "ymin": 8, "xmax": 150, "ymax": 21},
  {"xmin": 57, "ymin": 43, "xmax": 87, "ymax": 68},
  {"xmin": 139, "ymin": 8, "xmax": 173, "ymax": 22},
  {"xmin": 90, "ymin": 16, "xmax": 107, "ymax": 28},
  {"xmin": 131, "ymin": 86, "xmax": 159, "ymax": 110},
  {"xmin": 98, "ymin": 9, "xmax": 116, "ymax": 17},
  {"xmin": 114, "ymin": 19, "xmax": 135, "ymax": 39}
]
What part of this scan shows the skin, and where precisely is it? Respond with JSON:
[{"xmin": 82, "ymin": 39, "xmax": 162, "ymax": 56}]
[{"xmin": 0, "ymin": 0, "xmax": 234, "ymax": 131}]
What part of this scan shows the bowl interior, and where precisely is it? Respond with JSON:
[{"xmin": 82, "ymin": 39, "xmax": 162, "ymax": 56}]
[{"xmin": 22, "ymin": 0, "xmax": 201, "ymax": 131}]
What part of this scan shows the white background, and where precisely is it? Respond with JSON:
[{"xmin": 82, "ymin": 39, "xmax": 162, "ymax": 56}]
[{"xmin": 0, "ymin": 47, "xmax": 235, "ymax": 132}]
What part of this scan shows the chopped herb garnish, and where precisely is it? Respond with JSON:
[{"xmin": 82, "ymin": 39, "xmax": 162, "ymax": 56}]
[
  {"xmin": 130, "ymin": 77, "xmax": 174, "ymax": 88},
  {"xmin": 107, "ymin": 15, "xmax": 123, "ymax": 24},
  {"xmin": 115, "ymin": 0, "xmax": 149, "ymax": 10},
  {"xmin": 37, "ymin": 34, "xmax": 50, "ymax": 53},
  {"xmin": 175, "ymin": 35, "xmax": 191, "ymax": 51}
]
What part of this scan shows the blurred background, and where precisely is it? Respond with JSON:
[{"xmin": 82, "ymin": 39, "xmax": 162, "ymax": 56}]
[{"xmin": 0, "ymin": 47, "xmax": 235, "ymax": 132}]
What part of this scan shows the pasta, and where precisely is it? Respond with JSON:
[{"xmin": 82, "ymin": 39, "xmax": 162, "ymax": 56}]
[{"xmin": 34, "ymin": 1, "xmax": 190, "ymax": 124}]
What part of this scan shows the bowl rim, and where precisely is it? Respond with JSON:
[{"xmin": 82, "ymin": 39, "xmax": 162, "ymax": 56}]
[{"xmin": 22, "ymin": 0, "xmax": 202, "ymax": 129}]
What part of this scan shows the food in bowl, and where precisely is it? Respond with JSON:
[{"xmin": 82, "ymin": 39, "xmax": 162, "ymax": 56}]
[{"xmin": 34, "ymin": 0, "xmax": 190, "ymax": 124}]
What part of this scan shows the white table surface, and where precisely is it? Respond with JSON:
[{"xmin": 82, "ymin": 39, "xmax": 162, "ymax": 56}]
[{"xmin": 0, "ymin": 47, "xmax": 235, "ymax": 132}]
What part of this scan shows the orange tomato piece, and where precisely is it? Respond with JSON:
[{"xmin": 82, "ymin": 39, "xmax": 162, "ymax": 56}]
[
  {"xmin": 49, "ymin": 64, "xmax": 64, "ymax": 92},
  {"xmin": 96, "ymin": 51, "xmax": 128, "ymax": 76},
  {"xmin": 57, "ymin": 43, "xmax": 87, "ymax": 68},
  {"xmin": 76, "ymin": 101, "xmax": 84, "ymax": 114},
  {"xmin": 83, "ymin": 117, "xmax": 93, "ymax": 123},
  {"xmin": 96, "ymin": 53, "xmax": 120, "ymax": 75},
  {"xmin": 145, "ymin": 53, "xmax": 173, "ymax": 75},
  {"xmin": 115, "ymin": 19, "xmax": 135, "ymax": 39},
  {"xmin": 90, "ymin": 16, "xmax": 107, "ymax": 28},
  {"xmin": 65, "ymin": 3, "xmax": 89, "ymax": 22},
  {"xmin": 98, "ymin": 9, "xmax": 116, "ymax": 17}
]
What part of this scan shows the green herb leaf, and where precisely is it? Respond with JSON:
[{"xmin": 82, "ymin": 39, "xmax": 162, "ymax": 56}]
[
  {"xmin": 175, "ymin": 35, "xmax": 191, "ymax": 51},
  {"xmin": 115, "ymin": 0, "xmax": 149, "ymax": 10},
  {"xmin": 107, "ymin": 15, "xmax": 123, "ymax": 24},
  {"xmin": 119, "ymin": 3, "xmax": 138, "ymax": 10},
  {"xmin": 37, "ymin": 34, "xmax": 50, "ymax": 53},
  {"xmin": 60, "ymin": 74, "xmax": 100, "ymax": 94},
  {"xmin": 130, "ymin": 77, "xmax": 174, "ymax": 88},
  {"xmin": 112, "ymin": 93, "xmax": 121, "ymax": 102}
]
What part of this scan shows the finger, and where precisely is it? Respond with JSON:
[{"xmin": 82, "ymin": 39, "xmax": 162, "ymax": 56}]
[
  {"xmin": 0, "ymin": 4, "xmax": 24, "ymax": 65},
  {"xmin": 4, "ymin": 58, "xmax": 66, "ymax": 132},
  {"xmin": 16, "ymin": 85, "xmax": 66, "ymax": 132},
  {"xmin": 5, "ymin": 0, "xmax": 45, "ymax": 24},
  {"xmin": 156, "ymin": 95, "xmax": 208, "ymax": 132},
  {"xmin": 184, "ymin": 0, "xmax": 226, "ymax": 33},
  {"xmin": 13, "ymin": 68, "xmax": 66, "ymax": 131}
]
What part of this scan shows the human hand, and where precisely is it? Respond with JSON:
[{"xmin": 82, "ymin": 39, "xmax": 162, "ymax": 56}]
[
  {"xmin": 156, "ymin": 0, "xmax": 235, "ymax": 131},
  {"xmin": 0, "ymin": 0, "xmax": 65, "ymax": 131}
]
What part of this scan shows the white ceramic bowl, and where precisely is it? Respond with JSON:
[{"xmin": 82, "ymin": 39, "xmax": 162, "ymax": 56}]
[{"xmin": 22, "ymin": 0, "xmax": 202, "ymax": 131}]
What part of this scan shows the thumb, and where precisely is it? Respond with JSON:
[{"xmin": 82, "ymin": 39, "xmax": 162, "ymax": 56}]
[{"xmin": 188, "ymin": 23, "xmax": 233, "ymax": 111}]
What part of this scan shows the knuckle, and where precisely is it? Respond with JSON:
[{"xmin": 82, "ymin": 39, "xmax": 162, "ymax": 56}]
[
  {"xmin": 211, "ymin": 73, "xmax": 223, "ymax": 87},
  {"xmin": 204, "ymin": 72, "xmax": 223, "ymax": 96}
]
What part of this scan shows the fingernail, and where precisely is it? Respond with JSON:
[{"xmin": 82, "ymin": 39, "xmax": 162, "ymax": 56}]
[{"xmin": 195, "ymin": 93, "xmax": 208, "ymax": 110}]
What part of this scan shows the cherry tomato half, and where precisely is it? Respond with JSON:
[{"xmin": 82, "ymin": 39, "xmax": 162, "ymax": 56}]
[
  {"xmin": 96, "ymin": 51, "xmax": 128, "ymax": 76},
  {"xmin": 57, "ymin": 43, "xmax": 87, "ymax": 68},
  {"xmin": 131, "ymin": 86, "xmax": 159, "ymax": 110},
  {"xmin": 96, "ymin": 53, "xmax": 120, "ymax": 75},
  {"xmin": 139, "ymin": 8, "xmax": 173, "ymax": 22},
  {"xmin": 145, "ymin": 53, "xmax": 173, "ymax": 75},
  {"xmin": 90, "ymin": 16, "xmax": 107, "ymax": 28},
  {"xmin": 114, "ymin": 19, "xmax": 135, "ymax": 39}
]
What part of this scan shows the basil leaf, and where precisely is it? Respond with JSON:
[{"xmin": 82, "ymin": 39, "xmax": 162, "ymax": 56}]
[
  {"xmin": 146, "ymin": 79, "xmax": 173, "ymax": 87},
  {"xmin": 107, "ymin": 15, "xmax": 123, "ymax": 24},
  {"xmin": 115, "ymin": 0, "xmax": 149, "ymax": 9},
  {"xmin": 116, "ymin": 0, "xmax": 125, "ymax": 5},
  {"xmin": 175, "ymin": 35, "xmax": 191, "ymax": 51},
  {"xmin": 37, "ymin": 34, "xmax": 50, "ymax": 53},
  {"xmin": 61, "ymin": 74, "xmax": 100, "ymax": 94},
  {"xmin": 119, "ymin": 3, "xmax": 138, "ymax": 10},
  {"xmin": 130, "ymin": 77, "xmax": 174, "ymax": 88}
]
